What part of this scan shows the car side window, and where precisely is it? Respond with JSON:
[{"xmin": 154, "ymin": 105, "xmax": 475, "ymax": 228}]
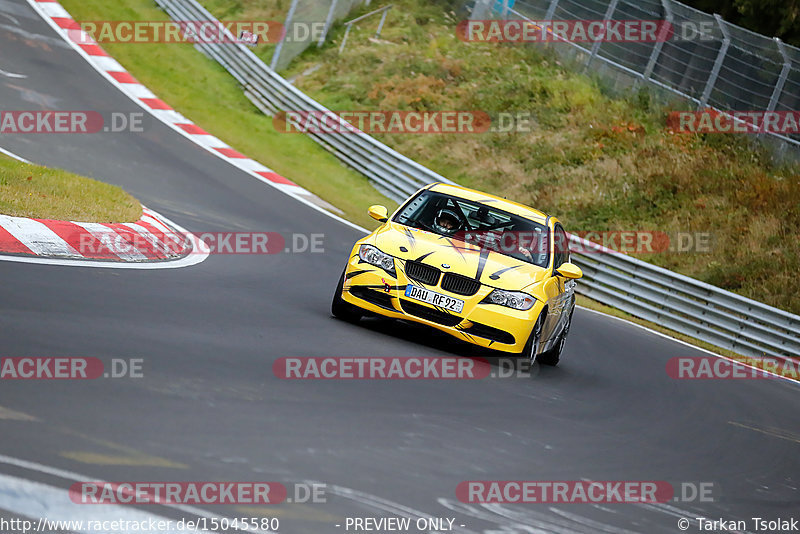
[{"xmin": 553, "ymin": 224, "xmax": 569, "ymax": 271}]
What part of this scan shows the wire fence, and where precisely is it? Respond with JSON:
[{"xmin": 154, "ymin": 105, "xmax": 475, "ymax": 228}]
[{"xmin": 468, "ymin": 0, "xmax": 800, "ymax": 158}]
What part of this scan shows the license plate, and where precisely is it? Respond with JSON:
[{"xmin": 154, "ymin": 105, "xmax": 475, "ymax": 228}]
[{"xmin": 404, "ymin": 285, "xmax": 464, "ymax": 313}]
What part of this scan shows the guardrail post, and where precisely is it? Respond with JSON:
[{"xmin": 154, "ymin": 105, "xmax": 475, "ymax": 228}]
[
  {"xmin": 586, "ymin": 0, "xmax": 619, "ymax": 69},
  {"xmin": 270, "ymin": 0, "xmax": 300, "ymax": 70},
  {"xmin": 698, "ymin": 14, "xmax": 729, "ymax": 108},
  {"xmin": 639, "ymin": 0, "xmax": 672, "ymax": 85},
  {"xmin": 318, "ymin": 0, "xmax": 340, "ymax": 47}
]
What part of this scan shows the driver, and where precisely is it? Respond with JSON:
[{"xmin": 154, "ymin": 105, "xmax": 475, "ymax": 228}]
[{"xmin": 432, "ymin": 208, "xmax": 462, "ymax": 236}]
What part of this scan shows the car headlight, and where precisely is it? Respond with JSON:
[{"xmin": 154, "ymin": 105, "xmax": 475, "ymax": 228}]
[
  {"xmin": 359, "ymin": 244, "xmax": 396, "ymax": 276},
  {"xmin": 482, "ymin": 289, "xmax": 535, "ymax": 310}
]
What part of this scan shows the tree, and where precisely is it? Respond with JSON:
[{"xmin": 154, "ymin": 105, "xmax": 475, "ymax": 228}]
[{"xmin": 681, "ymin": 0, "xmax": 800, "ymax": 47}]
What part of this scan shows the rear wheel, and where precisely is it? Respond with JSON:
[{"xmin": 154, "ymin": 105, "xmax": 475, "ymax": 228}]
[{"xmin": 331, "ymin": 270, "xmax": 362, "ymax": 322}]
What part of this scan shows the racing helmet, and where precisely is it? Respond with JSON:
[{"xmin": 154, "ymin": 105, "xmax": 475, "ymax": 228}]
[{"xmin": 433, "ymin": 208, "xmax": 462, "ymax": 236}]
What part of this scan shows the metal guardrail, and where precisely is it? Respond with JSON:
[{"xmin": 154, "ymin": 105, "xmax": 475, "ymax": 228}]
[
  {"xmin": 155, "ymin": 0, "xmax": 454, "ymax": 203},
  {"xmin": 569, "ymin": 236, "xmax": 800, "ymax": 361},
  {"xmin": 155, "ymin": 0, "xmax": 800, "ymax": 361}
]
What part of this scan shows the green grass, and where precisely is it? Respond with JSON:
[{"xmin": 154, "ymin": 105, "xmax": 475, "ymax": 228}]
[
  {"xmin": 0, "ymin": 154, "xmax": 140, "ymax": 222},
  {"xmin": 59, "ymin": 0, "xmax": 394, "ymax": 231}
]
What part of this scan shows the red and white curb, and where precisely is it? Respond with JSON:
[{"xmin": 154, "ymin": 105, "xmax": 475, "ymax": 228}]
[
  {"xmin": 0, "ymin": 148, "xmax": 209, "ymax": 269},
  {"xmin": 0, "ymin": 207, "xmax": 209, "ymax": 269},
  {"xmin": 0, "ymin": 207, "xmax": 188, "ymax": 260},
  {"xmin": 26, "ymin": 0, "xmax": 350, "ymax": 223}
]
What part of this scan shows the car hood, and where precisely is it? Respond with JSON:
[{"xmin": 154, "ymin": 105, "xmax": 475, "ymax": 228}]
[{"xmin": 374, "ymin": 222, "xmax": 549, "ymax": 290}]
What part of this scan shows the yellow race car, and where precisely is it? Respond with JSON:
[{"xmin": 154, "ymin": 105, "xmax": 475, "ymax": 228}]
[{"xmin": 332, "ymin": 183, "xmax": 583, "ymax": 365}]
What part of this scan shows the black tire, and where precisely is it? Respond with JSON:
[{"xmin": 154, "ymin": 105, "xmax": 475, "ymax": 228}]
[
  {"xmin": 519, "ymin": 310, "xmax": 546, "ymax": 365},
  {"xmin": 537, "ymin": 304, "xmax": 574, "ymax": 366},
  {"xmin": 331, "ymin": 270, "xmax": 362, "ymax": 322}
]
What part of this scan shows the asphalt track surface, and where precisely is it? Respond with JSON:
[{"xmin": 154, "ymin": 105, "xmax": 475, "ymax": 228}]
[{"xmin": 1, "ymin": 2, "xmax": 799, "ymax": 532}]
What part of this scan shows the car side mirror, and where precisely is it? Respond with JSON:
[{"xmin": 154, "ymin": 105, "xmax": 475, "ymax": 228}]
[
  {"xmin": 556, "ymin": 263, "xmax": 583, "ymax": 279},
  {"xmin": 368, "ymin": 205, "xmax": 389, "ymax": 223}
]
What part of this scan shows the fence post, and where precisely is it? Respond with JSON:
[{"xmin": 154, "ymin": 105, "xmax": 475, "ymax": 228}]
[
  {"xmin": 698, "ymin": 14, "xmax": 729, "ymax": 108},
  {"xmin": 756, "ymin": 38, "xmax": 791, "ymax": 138},
  {"xmin": 544, "ymin": 0, "xmax": 559, "ymax": 21},
  {"xmin": 339, "ymin": 23, "xmax": 353, "ymax": 52},
  {"xmin": 375, "ymin": 7, "xmax": 389, "ymax": 37},
  {"xmin": 640, "ymin": 0, "xmax": 672, "ymax": 84},
  {"xmin": 766, "ymin": 38, "xmax": 791, "ymax": 113},
  {"xmin": 318, "ymin": 0, "xmax": 339, "ymax": 47},
  {"xmin": 470, "ymin": 0, "xmax": 493, "ymax": 20},
  {"xmin": 586, "ymin": 0, "xmax": 619, "ymax": 69},
  {"xmin": 270, "ymin": 0, "xmax": 300, "ymax": 70}
]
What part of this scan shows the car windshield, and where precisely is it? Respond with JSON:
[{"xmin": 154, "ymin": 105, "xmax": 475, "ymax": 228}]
[{"xmin": 393, "ymin": 191, "xmax": 550, "ymax": 267}]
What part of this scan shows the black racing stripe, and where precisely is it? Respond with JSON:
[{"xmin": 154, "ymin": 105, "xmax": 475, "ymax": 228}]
[
  {"xmin": 346, "ymin": 269, "xmax": 373, "ymax": 279},
  {"xmin": 359, "ymin": 284, "xmax": 407, "ymax": 291},
  {"xmin": 414, "ymin": 251, "xmax": 434, "ymax": 262},
  {"xmin": 475, "ymin": 247, "xmax": 491, "ymax": 281},
  {"xmin": 433, "ymin": 305, "xmax": 460, "ymax": 318},
  {"xmin": 489, "ymin": 265, "xmax": 522, "ymax": 281},
  {"xmin": 445, "ymin": 238, "xmax": 466, "ymax": 260},
  {"xmin": 403, "ymin": 227, "xmax": 416, "ymax": 248}
]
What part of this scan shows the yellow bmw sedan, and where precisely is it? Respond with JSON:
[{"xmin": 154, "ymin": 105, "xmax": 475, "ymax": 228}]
[{"xmin": 332, "ymin": 183, "xmax": 583, "ymax": 366}]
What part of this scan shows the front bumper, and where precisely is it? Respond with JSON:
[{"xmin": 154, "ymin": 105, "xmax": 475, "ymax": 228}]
[{"xmin": 340, "ymin": 252, "xmax": 541, "ymax": 354}]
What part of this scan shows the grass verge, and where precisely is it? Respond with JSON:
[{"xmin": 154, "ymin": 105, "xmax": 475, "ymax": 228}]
[
  {"xmin": 0, "ymin": 154, "xmax": 140, "ymax": 222},
  {"xmin": 59, "ymin": 0, "xmax": 394, "ymax": 230}
]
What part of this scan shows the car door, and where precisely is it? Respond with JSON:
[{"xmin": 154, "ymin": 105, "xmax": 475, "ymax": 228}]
[{"xmin": 541, "ymin": 223, "xmax": 572, "ymax": 348}]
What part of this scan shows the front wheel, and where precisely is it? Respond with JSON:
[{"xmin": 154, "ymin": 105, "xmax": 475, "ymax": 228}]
[
  {"xmin": 519, "ymin": 311, "xmax": 546, "ymax": 364},
  {"xmin": 537, "ymin": 305, "xmax": 574, "ymax": 366},
  {"xmin": 331, "ymin": 270, "xmax": 362, "ymax": 322}
]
